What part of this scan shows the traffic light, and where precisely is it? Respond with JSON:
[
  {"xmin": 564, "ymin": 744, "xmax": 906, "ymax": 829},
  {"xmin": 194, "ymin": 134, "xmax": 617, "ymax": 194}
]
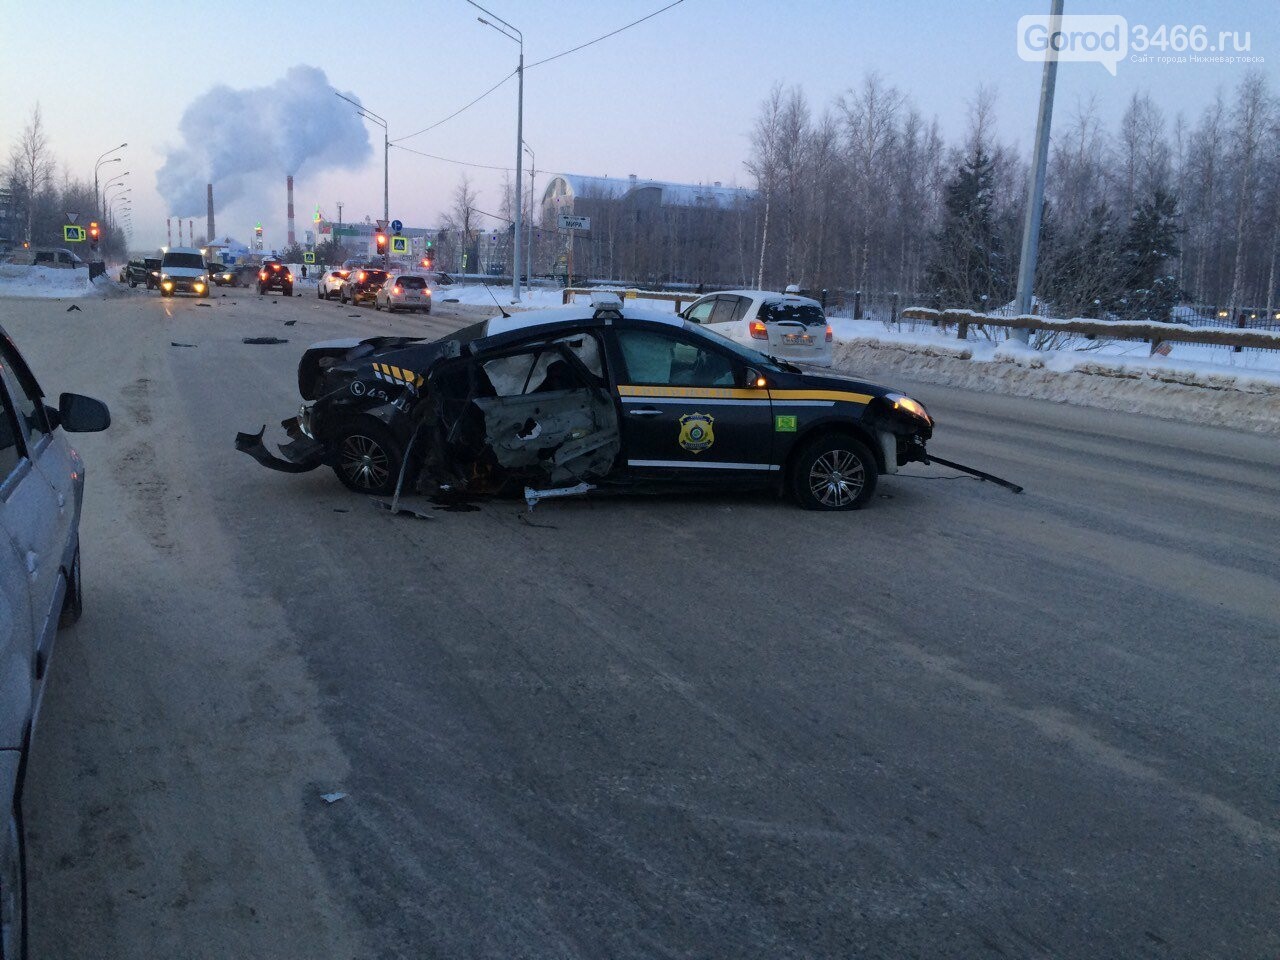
[
  {"xmin": 88, "ymin": 221, "xmax": 100, "ymax": 250},
  {"xmin": 375, "ymin": 232, "xmax": 388, "ymax": 256}
]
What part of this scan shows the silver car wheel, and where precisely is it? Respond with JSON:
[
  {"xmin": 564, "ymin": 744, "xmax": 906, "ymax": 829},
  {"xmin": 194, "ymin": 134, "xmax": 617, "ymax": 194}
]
[
  {"xmin": 338, "ymin": 434, "xmax": 391, "ymax": 490},
  {"xmin": 808, "ymin": 449, "xmax": 865, "ymax": 508}
]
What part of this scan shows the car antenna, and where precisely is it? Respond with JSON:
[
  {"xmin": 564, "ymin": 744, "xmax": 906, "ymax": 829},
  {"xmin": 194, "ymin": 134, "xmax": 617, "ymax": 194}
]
[{"xmin": 483, "ymin": 283, "xmax": 511, "ymax": 319}]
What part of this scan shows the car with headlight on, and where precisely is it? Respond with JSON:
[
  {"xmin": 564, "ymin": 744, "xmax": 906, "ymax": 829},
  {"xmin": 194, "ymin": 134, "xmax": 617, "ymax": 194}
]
[
  {"xmin": 317, "ymin": 268, "xmax": 351, "ymax": 300},
  {"xmin": 681, "ymin": 288, "xmax": 833, "ymax": 367},
  {"xmin": 157, "ymin": 248, "xmax": 210, "ymax": 297},
  {"xmin": 257, "ymin": 260, "xmax": 293, "ymax": 297},
  {"xmin": 340, "ymin": 268, "xmax": 389, "ymax": 307},
  {"xmin": 0, "ymin": 322, "xmax": 110, "ymax": 957},
  {"xmin": 237, "ymin": 294, "xmax": 936, "ymax": 510},
  {"xmin": 207, "ymin": 262, "xmax": 237, "ymax": 287},
  {"xmin": 373, "ymin": 274, "xmax": 432, "ymax": 314}
]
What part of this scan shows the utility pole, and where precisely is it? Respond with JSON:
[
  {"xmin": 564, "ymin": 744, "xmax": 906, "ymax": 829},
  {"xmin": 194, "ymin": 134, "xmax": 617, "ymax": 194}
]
[
  {"xmin": 1012, "ymin": 0, "xmax": 1064, "ymax": 343},
  {"xmin": 524, "ymin": 142, "xmax": 536, "ymax": 286},
  {"xmin": 337, "ymin": 201, "xmax": 343, "ymax": 227}
]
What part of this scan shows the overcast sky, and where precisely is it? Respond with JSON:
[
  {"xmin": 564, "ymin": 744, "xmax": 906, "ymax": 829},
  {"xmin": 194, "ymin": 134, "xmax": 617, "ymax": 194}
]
[{"xmin": 3, "ymin": 0, "xmax": 1275, "ymax": 250}]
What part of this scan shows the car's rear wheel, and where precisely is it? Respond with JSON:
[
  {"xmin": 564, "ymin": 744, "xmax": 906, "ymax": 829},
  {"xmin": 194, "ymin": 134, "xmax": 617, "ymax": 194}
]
[
  {"xmin": 59, "ymin": 545, "xmax": 83, "ymax": 628},
  {"xmin": 790, "ymin": 434, "xmax": 877, "ymax": 510},
  {"xmin": 316, "ymin": 285, "xmax": 323, "ymax": 299},
  {"xmin": 0, "ymin": 804, "xmax": 27, "ymax": 960},
  {"xmin": 374, "ymin": 299, "xmax": 382, "ymax": 311},
  {"xmin": 331, "ymin": 418, "xmax": 405, "ymax": 496},
  {"xmin": 282, "ymin": 285, "xmax": 293, "ymax": 297}
]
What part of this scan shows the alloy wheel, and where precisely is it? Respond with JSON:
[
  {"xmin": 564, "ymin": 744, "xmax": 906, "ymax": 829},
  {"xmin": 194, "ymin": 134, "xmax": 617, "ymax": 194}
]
[
  {"xmin": 808, "ymin": 449, "xmax": 865, "ymax": 508},
  {"xmin": 338, "ymin": 434, "xmax": 391, "ymax": 490}
]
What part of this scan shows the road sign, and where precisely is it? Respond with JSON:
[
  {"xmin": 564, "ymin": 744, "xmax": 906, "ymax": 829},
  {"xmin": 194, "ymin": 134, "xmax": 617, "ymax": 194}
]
[
  {"xmin": 63, "ymin": 225, "xmax": 86, "ymax": 242},
  {"xmin": 557, "ymin": 214, "xmax": 591, "ymax": 231},
  {"xmin": 390, "ymin": 235, "xmax": 409, "ymax": 255},
  {"xmin": 66, "ymin": 212, "xmax": 79, "ymax": 224},
  {"xmin": 376, "ymin": 219, "xmax": 389, "ymax": 233},
  {"xmin": 302, "ymin": 251, "xmax": 316, "ymax": 264},
  {"xmin": 390, "ymin": 219, "xmax": 403, "ymax": 233}
]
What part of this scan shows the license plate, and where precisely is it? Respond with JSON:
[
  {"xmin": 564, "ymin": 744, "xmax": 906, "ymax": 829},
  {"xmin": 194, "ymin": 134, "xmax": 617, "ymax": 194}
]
[{"xmin": 783, "ymin": 333, "xmax": 813, "ymax": 345}]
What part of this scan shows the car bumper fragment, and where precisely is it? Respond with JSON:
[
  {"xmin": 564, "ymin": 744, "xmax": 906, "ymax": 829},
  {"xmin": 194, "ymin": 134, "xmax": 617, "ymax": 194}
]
[{"xmin": 235, "ymin": 423, "xmax": 325, "ymax": 474}]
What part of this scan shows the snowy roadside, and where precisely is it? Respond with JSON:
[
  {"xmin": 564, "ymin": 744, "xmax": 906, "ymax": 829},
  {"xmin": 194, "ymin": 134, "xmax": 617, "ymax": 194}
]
[
  {"xmin": 828, "ymin": 322, "xmax": 1280, "ymax": 435},
  {"xmin": 0, "ymin": 265, "xmax": 137, "ymax": 300}
]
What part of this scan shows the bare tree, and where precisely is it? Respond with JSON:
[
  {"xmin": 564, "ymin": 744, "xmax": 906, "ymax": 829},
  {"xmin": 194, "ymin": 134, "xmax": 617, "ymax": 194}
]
[
  {"xmin": 6, "ymin": 103, "xmax": 56, "ymax": 241},
  {"xmin": 1226, "ymin": 71, "xmax": 1272, "ymax": 314},
  {"xmin": 442, "ymin": 174, "xmax": 481, "ymax": 272},
  {"xmin": 746, "ymin": 85, "xmax": 786, "ymax": 289}
]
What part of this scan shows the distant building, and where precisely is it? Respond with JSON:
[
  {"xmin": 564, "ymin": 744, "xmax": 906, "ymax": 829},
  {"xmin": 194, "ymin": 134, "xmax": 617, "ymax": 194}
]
[
  {"xmin": 0, "ymin": 187, "xmax": 19, "ymax": 248},
  {"xmin": 538, "ymin": 174, "xmax": 755, "ymax": 285}
]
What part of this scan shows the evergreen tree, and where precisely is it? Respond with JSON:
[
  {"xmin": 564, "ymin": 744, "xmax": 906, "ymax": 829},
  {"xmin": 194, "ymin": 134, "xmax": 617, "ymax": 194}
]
[
  {"xmin": 1120, "ymin": 187, "xmax": 1182, "ymax": 322},
  {"xmin": 925, "ymin": 146, "xmax": 1008, "ymax": 308}
]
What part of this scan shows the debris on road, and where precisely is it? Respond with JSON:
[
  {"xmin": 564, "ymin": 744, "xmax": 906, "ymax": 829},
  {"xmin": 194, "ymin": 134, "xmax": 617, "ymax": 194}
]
[
  {"xmin": 923, "ymin": 454, "xmax": 1024, "ymax": 494},
  {"xmin": 284, "ymin": 320, "xmax": 297, "ymax": 326},
  {"xmin": 243, "ymin": 337, "xmax": 289, "ymax": 345},
  {"xmin": 196, "ymin": 303, "xmax": 212, "ymax": 308},
  {"xmin": 320, "ymin": 792, "xmax": 347, "ymax": 804},
  {"xmin": 525, "ymin": 482, "xmax": 594, "ymax": 510},
  {"xmin": 369, "ymin": 498, "xmax": 434, "ymax": 521},
  {"xmin": 170, "ymin": 342, "xmax": 198, "ymax": 348},
  {"xmin": 66, "ymin": 304, "xmax": 82, "ymax": 312}
]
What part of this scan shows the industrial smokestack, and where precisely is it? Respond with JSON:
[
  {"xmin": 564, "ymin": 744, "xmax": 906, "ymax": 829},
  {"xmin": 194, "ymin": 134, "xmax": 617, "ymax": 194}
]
[
  {"xmin": 189, "ymin": 220, "xmax": 195, "ymax": 247},
  {"xmin": 207, "ymin": 184, "xmax": 215, "ymax": 249},
  {"xmin": 286, "ymin": 175, "xmax": 296, "ymax": 248},
  {"xmin": 167, "ymin": 218, "xmax": 172, "ymax": 249}
]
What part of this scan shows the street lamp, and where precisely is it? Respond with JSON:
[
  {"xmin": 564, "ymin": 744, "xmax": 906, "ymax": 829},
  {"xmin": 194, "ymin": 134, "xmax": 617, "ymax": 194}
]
[
  {"xmin": 470, "ymin": 1, "xmax": 523, "ymax": 302},
  {"xmin": 334, "ymin": 91, "xmax": 388, "ymax": 259},
  {"xmin": 103, "ymin": 170, "xmax": 129, "ymax": 194},
  {"xmin": 94, "ymin": 142, "xmax": 127, "ymax": 216}
]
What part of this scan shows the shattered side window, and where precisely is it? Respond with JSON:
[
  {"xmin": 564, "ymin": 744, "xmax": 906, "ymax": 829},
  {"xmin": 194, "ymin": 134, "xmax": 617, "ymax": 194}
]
[{"xmin": 481, "ymin": 333, "xmax": 605, "ymax": 397}]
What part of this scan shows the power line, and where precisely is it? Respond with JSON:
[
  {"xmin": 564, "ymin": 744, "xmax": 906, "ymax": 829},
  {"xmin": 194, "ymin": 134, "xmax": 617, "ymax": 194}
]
[
  {"xmin": 526, "ymin": 0, "xmax": 686, "ymax": 69},
  {"xmin": 391, "ymin": 69, "xmax": 518, "ymax": 144},
  {"xmin": 391, "ymin": 142, "xmax": 515, "ymax": 172}
]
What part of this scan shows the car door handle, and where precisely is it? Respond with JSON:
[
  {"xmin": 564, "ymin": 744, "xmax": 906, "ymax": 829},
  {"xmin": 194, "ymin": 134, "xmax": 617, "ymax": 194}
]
[{"xmin": 627, "ymin": 408, "xmax": 664, "ymax": 417}]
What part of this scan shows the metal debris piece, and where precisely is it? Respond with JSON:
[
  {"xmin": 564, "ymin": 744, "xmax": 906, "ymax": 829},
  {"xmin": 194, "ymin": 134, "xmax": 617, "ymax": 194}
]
[
  {"xmin": 170, "ymin": 342, "xmax": 198, "ymax": 348},
  {"xmin": 369, "ymin": 498, "xmax": 434, "ymax": 520},
  {"xmin": 524, "ymin": 482, "xmax": 594, "ymax": 510},
  {"xmin": 284, "ymin": 319, "xmax": 297, "ymax": 326},
  {"xmin": 320, "ymin": 792, "xmax": 347, "ymax": 804},
  {"xmin": 66, "ymin": 304, "xmax": 82, "ymax": 312},
  {"xmin": 243, "ymin": 336, "xmax": 289, "ymax": 345}
]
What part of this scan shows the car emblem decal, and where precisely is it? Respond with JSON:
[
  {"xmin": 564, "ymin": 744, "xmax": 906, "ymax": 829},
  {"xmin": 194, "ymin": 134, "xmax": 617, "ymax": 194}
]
[{"xmin": 678, "ymin": 412, "xmax": 715, "ymax": 453}]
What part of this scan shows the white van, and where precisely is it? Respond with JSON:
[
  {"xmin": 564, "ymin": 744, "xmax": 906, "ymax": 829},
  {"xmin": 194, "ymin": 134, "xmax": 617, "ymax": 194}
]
[{"xmin": 158, "ymin": 247, "xmax": 210, "ymax": 297}]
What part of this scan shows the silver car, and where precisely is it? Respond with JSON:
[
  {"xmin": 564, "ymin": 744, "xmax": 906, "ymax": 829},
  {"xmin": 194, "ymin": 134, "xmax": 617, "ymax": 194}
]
[
  {"xmin": 373, "ymin": 273, "xmax": 432, "ymax": 314},
  {"xmin": 681, "ymin": 289, "xmax": 833, "ymax": 366},
  {"xmin": 0, "ymin": 325, "xmax": 109, "ymax": 958}
]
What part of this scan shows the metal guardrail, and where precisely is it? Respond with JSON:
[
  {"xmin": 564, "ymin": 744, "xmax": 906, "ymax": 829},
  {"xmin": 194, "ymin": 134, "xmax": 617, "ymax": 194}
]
[
  {"xmin": 562, "ymin": 287, "xmax": 694, "ymax": 312},
  {"xmin": 901, "ymin": 307, "xmax": 1280, "ymax": 354}
]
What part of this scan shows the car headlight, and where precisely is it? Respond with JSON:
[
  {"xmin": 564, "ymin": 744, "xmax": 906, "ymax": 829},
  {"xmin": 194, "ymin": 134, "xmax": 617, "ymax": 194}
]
[
  {"xmin": 160, "ymin": 273, "xmax": 169, "ymax": 280},
  {"xmin": 886, "ymin": 393, "xmax": 930, "ymax": 423}
]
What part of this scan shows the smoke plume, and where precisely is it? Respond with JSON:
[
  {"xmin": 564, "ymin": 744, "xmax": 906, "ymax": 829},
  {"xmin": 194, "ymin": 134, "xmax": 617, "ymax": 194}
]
[{"xmin": 156, "ymin": 65, "xmax": 372, "ymax": 216}]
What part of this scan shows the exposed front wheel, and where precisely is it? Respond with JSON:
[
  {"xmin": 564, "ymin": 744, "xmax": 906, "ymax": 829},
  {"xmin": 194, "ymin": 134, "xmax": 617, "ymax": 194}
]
[
  {"xmin": 0, "ymin": 804, "xmax": 27, "ymax": 960},
  {"xmin": 790, "ymin": 434, "xmax": 878, "ymax": 510},
  {"xmin": 331, "ymin": 418, "xmax": 406, "ymax": 496}
]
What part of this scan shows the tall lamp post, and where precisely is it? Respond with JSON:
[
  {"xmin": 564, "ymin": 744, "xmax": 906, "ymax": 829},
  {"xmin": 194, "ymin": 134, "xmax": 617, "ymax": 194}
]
[
  {"xmin": 334, "ymin": 92, "xmax": 389, "ymax": 251},
  {"xmin": 93, "ymin": 142, "xmax": 127, "ymax": 216},
  {"xmin": 470, "ymin": 1, "xmax": 523, "ymax": 303}
]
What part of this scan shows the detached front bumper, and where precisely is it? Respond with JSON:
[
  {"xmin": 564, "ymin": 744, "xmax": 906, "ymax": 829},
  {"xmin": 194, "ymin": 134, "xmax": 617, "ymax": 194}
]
[{"xmin": 235, "ymin": 418, "xmax": 326, "ymax": 474}]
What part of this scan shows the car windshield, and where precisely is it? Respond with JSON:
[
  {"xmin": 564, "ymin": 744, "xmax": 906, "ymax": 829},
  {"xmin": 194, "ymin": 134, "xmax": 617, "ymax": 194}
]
[
  {"xmin": 758, "ymin": 300, "xmax": 825, "ymax": 326},
  {"xmin": 397, "ymin": 276, "xmax": 427, "ymax": 288},
  {"xmin": 163, "ymin": 253, "xmax": 204, "ymax": 269}
]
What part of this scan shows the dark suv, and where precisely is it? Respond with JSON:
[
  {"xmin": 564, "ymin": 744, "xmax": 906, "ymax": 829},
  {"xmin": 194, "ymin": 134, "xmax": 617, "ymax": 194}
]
[
  {"xmin": 257, "ymin": 261, "xmax": 293, "ymax": 296},
  {"xmin": 340, "ymin": 267, "xmax": 389, "ymax": 306}
]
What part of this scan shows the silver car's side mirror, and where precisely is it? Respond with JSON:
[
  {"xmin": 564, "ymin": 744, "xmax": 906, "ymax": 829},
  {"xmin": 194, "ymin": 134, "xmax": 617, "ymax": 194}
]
[{"xmin": 58, "ymin": 392, "xmax": 111, "ymax": 432}]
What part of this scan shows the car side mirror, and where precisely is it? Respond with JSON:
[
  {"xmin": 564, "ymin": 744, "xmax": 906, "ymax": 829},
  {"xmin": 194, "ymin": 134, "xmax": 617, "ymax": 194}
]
[
  {"xmin": 58, "ymin": 392, "xmax": 111, "ymax": 432},
  {"xmin": 744, "ymin": 367, "xmax": 768, "ymax": 389}
]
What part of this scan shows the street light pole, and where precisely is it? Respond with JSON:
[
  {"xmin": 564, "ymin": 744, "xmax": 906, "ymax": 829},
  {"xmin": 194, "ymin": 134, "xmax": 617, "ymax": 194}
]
[
  {"xmin": 93, "ymin": 143, "xmax": 126, "ymax": 216},
  {"xmin": 334, "ymin": 92, "xmax": 389, "ymax": 259},
  {"xmin": 471, "ymin": 2, "xmax": 523, "ymax": 302},
  {"xmin": 1012, "ymin": 0, "xmax": 1064, "ymax": 343}
]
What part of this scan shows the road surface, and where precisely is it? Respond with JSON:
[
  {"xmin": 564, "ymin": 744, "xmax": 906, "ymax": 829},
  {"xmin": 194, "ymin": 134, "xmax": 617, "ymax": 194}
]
[{"xmin": 8, "ymin": 284, "xmax": 1278, "ymax": 959}]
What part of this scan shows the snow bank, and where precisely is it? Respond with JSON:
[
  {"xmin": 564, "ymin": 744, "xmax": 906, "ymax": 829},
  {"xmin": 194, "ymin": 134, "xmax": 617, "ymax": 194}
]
[
  {"xmin": 830, "ymin": 328, "xmax": 1280, "ymax": 435},
  {"xmin": 0, "ymin": 264, "xmax": 98, "ymax": 299}
]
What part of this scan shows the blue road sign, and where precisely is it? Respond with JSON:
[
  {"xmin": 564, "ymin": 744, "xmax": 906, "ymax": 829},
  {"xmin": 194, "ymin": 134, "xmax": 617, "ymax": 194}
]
[{"xmin": 390, "ymin": 219, "xmax": 403, "ymax": 233}]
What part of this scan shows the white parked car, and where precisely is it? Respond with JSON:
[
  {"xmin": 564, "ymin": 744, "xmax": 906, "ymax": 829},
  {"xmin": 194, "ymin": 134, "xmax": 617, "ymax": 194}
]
[
  {"xmin": 373, "ymin": 274, "xmax": 432, "ymax": 314},
  {"xmin": 681, "ymin": 289, "xmax": 832, "ymax": 366},
  {"xmin": 316, "ymin": 268, "xmax": 352, "ymax": 300}
]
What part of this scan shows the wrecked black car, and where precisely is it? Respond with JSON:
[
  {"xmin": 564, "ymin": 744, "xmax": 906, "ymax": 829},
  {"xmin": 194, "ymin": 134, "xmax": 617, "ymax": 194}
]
[{"xmin": 236, "ymin": 295, "xmax": 937, "ymax": 510}]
